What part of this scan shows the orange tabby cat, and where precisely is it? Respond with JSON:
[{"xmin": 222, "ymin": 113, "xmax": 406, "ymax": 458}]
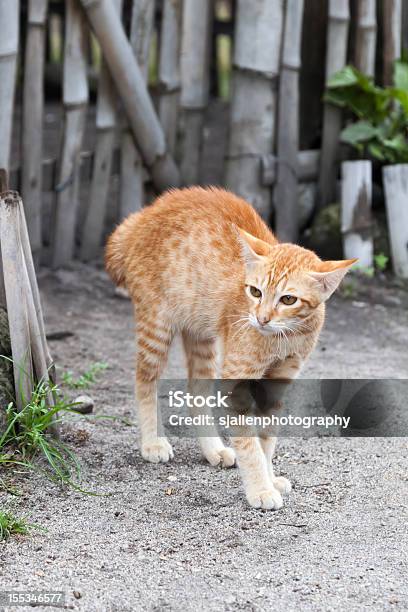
[{"xmin": 106, "ymin": 187, "xmax": 355, "ymax": 510}]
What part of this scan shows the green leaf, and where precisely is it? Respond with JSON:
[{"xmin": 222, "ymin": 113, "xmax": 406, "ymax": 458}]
[
  {"xmin": 340, "ymin": 121, "xmax": 378, "ymax": 145},
  {"xmin": 394, "ymin": 60, "xmax": 408, "ymax": 91},
  {"xmin": 327, "ymin": 66, "xmax": 359, "ymax": 88},
  {"xmin": 368, "ymin": 142, "xmax": 386, "ymax": 161}
]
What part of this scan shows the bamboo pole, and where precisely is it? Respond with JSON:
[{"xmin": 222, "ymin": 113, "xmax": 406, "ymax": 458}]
[
  {"xmin": 275, "ymin": 0, "xmax": 304, "ymax": 242},
  {"xmin": 355, "ymin": 0, "xmax": 377, "ymax": 76},
  {"xmin": 317, "ymin": 0, "xmax": 350, "ymax": 210},
  {"xmin": 383, "ymin": 164, "xmax": 408, "ymax": 278},
  {"xmin": 224, "ymin": 0, "xmax": 284, "ymax": 219},
  {"xmin": 0, "ymin": 169, "xmax": 7, "ymax": 307},
  {"xmin": 79, "ymin": 0, "xmax": 180, "ymax": 191},
  {"xmin": 17, "ymin": 198, "xmax": 54, "ymax": 377},
  {"xmin": 0, "ymin": 0, "xmax": 19, "ymax": 173},
  {"xmin": 80, "ymin": 0, "xmax": 123, "ymax": 261},
  {"xmin": 22, "ymin": 0, "xmax": 48, "ymax": 263},
  {"xmin": 262, "ymin": 150, "xmax": 321, "ymax": 186},
  {"xmin": 403, "ymin": 1, "xmax": 408, "ymax": 55},
  {"xmin": 119, "ymin": 0, "xmax": 155, "ymax": 220},
  {"xmin": 341, "ymin": 161, "xmax": 373, "ymax": 267},
  {"xmin": 0, "ymin": 191, "xmax": 33, "ymax": 411},
  {"xmin": 52, "ymin": 0, "xmax": 89, "ymax": 268},
  {"xmin": 158, "ymin": 0, "xmax": 182, "ymax": 157},
  {"xmin": 180, "ymin": 0, "xmax": 212, "ymax": 185},
  {"xmin": 383, "ymin": 0, "xmax": 402, "ymax": 85}
]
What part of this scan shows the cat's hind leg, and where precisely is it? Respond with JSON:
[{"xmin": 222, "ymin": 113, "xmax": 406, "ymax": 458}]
[
  {"xmin": 136, "ymin": 313, "xmax": 174, "ymax": 463},
  {"xmin": 182, "ymin": 332, "xmax": 235, "ymax": 468}
]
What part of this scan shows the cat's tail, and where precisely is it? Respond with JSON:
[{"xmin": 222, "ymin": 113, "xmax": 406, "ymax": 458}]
[{"xmin": 105, "ymin": 221, "xmax": 129, "ymax": 288}]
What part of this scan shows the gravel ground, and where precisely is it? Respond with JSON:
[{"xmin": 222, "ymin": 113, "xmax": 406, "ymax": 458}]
[{"xmin": 1, "ymin": 264, "xmax": 407, "ymax": 612}]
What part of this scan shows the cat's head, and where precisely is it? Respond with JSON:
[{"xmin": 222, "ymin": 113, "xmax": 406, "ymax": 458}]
[{"xmin": 236, "ymin": 227, "xmax": 357, "ymax": 336}]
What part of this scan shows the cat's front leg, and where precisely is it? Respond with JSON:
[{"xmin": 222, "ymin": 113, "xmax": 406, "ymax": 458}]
[
  {"xmin": 231, "ymin": 436, "xmax": 284, "ymax": 510},
  {"xmin": 221, "ymin": 370, "xmax": 284, "ymax": 510},
  {"xmin": 260, "ymin": 354, "xmax": 305, "ymax": 493}
]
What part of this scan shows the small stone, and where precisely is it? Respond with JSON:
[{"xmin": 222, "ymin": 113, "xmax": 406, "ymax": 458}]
[
  {"xmin": 73, "ymin": 395, "xmax": 94, "ymax": 414},
  {"xmin": 73, "ymin": 591, "xmax": 81, "ymax": 600}
]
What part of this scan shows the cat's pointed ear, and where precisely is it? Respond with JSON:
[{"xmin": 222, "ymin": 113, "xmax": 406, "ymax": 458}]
[
  {"xmin": 309, "ymin": 259, "xmax": 358, "ymax": 301},
  {"xmin": 234, "ymin": 226, "xmax": 271, "ymax": 266}
]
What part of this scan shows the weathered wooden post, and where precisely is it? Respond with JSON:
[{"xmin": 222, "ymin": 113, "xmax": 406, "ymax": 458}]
[
  {"xmin": 80, "ymin": 0, "xmax": 123, "ymax": 262},
  {"xmin": 318, "ymin": 0, "xmax": 350, "ymax": 210},
  {"xmin": 22, "ymin": 0, "xmax": 48, "ymax": 263},
  {"xmin": 0, "ymin": 191, "xmax": 34, "ymax": 410},
  {"xmin": 159, "ymin": 0, "xmax": 182, "ymax": 157},
  {"xmin": 120, "ymin": 0, "xmax": 155, "ymax": 220},
  {"xmin": 0, "ymin": 0, "xmax": 19, "ymax": 173},
  {"xmin": 79, "ymin": 0, "xmax": 180, "ymax": 192},
  {"xmin": 383, "ymin": 0, "xmax": 402, "ymax": 85},
  {"xmin": 180, "ymin": 0, "xmax": 212, "ymax": 185},
  {"xmin": 341, "ymin": 161, "xmax": 373, "ymax": 267},
  {"xmin": 275, "ymin": 0, "xmax": 304, "ymax": 242},
  {"xmin": 52, "ymin": 0, "xmax": 89, "ymax": 268},
  {"xmin": 225, "ymin": 0, "xmax": 284, "ymax": 219},
  {"xmin": 0, "ymin": 170, "xmax": 56, "ymax": 416},
  {"xmin": 383, "ymin": 165, "xmax": 408, "ymax": 278},
  {"xmin": 355, "ymin": 0, "xmax": 377, "ymax": 76}
]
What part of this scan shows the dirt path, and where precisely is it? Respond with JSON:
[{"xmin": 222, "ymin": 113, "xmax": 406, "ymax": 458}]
[{"xmin": 1, "ymin": 264, "xmax": 407, "ymax": 611}]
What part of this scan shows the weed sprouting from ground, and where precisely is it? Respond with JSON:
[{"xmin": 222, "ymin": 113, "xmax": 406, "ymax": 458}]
[
  {"xmin": 62, "ymin": 362, "xmax": 108, "ymax": 390},
  {"xmin": 0, "ymin": 377, "xmax": 82, "ymax": 486},
  {"xmin": 1, "ymin": 359, "xmax": 118, "ymax": 495},
  {"xmin": 0, "ymin": 511, "xmax": 30, "ymax": 541}
]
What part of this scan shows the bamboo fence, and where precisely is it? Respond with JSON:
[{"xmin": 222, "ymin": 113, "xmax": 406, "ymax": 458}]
[{"xmin": 0, "ymin": 0, "xmax": 404, "ymax": 272}]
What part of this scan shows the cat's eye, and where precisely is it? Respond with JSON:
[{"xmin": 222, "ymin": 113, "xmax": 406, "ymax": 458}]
[
  {"xmin": 249, "ymin": 286, "xmax": 262, "ymax": 299},
  {"xmin": 280, "ymin": 295, "xmax": 297, "ymax": 306}
]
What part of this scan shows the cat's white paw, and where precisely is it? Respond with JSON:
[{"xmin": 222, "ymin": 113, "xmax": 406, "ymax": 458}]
[
  {"xmin": 246, "ymin": 487, "xmax": 283, "ymax": 510},
  {"xmin": 272, "ymin": 476, "xmax": 292, "ymax": 495},
  {"xmin": 141, "ymin": 438, "xmax": 174, "ymax": 463},
  {"xmin": 205, "ymin": 446, "xmax": 236, "ymax": 468}
]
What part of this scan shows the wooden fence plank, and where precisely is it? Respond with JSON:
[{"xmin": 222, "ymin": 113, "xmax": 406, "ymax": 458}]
[
  {"xmin": 158, "ymin": 0, "xmax": 182, "ymax": 157},
  {"xmin": 180, "ymin": 0, "xmax": 212, "ymax": 185},
  {"xmin": 317, "ymin": 0, "xmax": 350, "ymax": 210},
  {"xmin": 22, "ymin": 0, "xmax": 48, "ymax": 262},
  {"xmin": 0, "ymin": 0, "xmax": 19, "ymax": 173},
  {"xmin": 383, "ymin": 0, "xmax": 402, "ymax": 85},
  {"xmin": 275, "ymin": 0, "xmax": 304, "ymax": 242},
  {"xmin": 383, "ymin": 164, "xmax": 408, "ymax": 278},
  {"xmin": 52, "ymin": 0, "xmax": 89, "ymax": 268},
  {"xmin": 0, "ymin": 191, "xmax": 33, "ymax": 410},
  {"xmin": 119, "ymin": 0, "xmax": 155, "ymax": 220},
  {"xmin": 225, "ymin": 0, "xmax": 284, "ymax": 219},
  {"xmin": 341, "ymin": 160, "xmax": 373, "ymax": 267},
  {"xmin": 80, "ymin": 0, "xmax": 123, "ymax": 261},
  {"xmin": 79, "ymin": 0, "xmax": 180, "ymax": 192},
  {"xmin": 355, "ymin": 0, "xmax": 377, "ymax": 76}
]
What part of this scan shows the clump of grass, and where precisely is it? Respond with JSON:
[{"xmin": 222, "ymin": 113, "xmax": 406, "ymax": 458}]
[
  {"xmin": 0, "ymin": 378, "xmax": 82, "ymax": 486},
  {"xmin": 62, "ymin": 362, "xmax": 108, "ymax": 390},
  {"xmin": 0, "ymin": 511, "xmax": 30, "ymax": 541}
]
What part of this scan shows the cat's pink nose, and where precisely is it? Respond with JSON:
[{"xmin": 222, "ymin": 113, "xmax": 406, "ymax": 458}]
[{"xmin": 257, "ymin": 315, "xmax": 270, "ymax": 326}]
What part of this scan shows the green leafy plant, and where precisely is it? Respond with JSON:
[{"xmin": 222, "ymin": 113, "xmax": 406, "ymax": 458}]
[
  {"xmin": 374, "ymin": 252, "xmax": 389, "ymax": 272},
  {"xmin": 325, "ymin": 60, "xmax": 408, "ymax": 163},
  {"xmin": 62, "ymin": 361, "xmax": 108, "ymax": 390},
  {"xmin": 0, "ymin": 511, "xmax": 31, "ymax": 541}
]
